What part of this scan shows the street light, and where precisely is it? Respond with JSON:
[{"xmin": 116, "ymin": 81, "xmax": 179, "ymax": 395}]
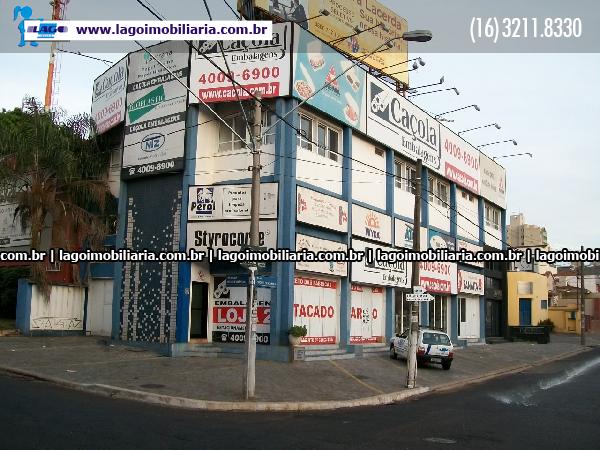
[
  {"xmin": 402, "ymin": 30, "xmax": 433, "ymax": 42},
  {"xmin": 492, "ymin": 152, "xmax": 532, "ymax": 160},
  {"xmin": 477, "ymin": 139, "xmax": 517, "ymax": 149},
  {"xmin": 296, "ymin": 8, "xmax": 330, "ymax": 24},
  {"xmin": 434, "ymin": 104, "xmax": 480, "ymax": 118},
  {"xmin": 329, "ymin": 22, "xmax": 389, "ymax": 45},
  {"xmin": 458, "ymin": 123, "xmax": 501, "ymax": 136},
  {"xmin": 405, "ymin": 76, "xmax": 444, "ymax": 93},
  {"xmin": 381, "ymin": 57, "xmax": 425, "ymax": 71},
  {"xmin": 408, "ymin": 87, "xmax": 459, "ymax": 98}
]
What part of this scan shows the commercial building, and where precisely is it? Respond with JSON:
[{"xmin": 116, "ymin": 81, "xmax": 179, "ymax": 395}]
[
  {"xmin": 85, "ymin": 23, "xmax": 508, "ymax": 360},
  {"xmin": 506, "ymin": 271, "xmax": 549, "ymax": 327}
]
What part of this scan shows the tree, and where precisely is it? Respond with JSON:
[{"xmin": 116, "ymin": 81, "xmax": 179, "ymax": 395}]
[{"xmin": 0, "ymin": 97, "xmax": 116, "ymax": 297}]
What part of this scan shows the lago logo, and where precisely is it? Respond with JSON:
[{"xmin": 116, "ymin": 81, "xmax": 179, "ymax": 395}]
[
  {"xmin": 13, "ymin": 5, "xmax": 42, "ymax": 47},
  {"xmin": 127, "ymin": 85, "xmax": 165, "ymax": 123}
]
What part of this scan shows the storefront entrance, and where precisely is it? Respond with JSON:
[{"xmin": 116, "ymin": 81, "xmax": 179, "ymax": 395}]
[
  {"xmin": 485, "ymin": 299, "xmax": 502, "ymax": 337},
  {"xmin": 190, "ymin": 282, "xmax": 208, "ymax": 339}
]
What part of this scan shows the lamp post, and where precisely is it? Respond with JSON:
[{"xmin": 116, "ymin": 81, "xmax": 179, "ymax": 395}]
[
  {"xmin": 477, "ymin": 139, "xmax": 517, "ymax": 149},
  {"xmin": 492, "ymin": 152, "xmax": 532, "ymax": 161},
  {"xmin": 408, "ymin": 87, "xmax": 459, "ymax": 98},
  {"xmin": 434, "ymin": 104, "xmax": 480, "ymax": 119},
  {"xmin": 458, "ymin": 123, "xmax": 501, "ymax": 136}
]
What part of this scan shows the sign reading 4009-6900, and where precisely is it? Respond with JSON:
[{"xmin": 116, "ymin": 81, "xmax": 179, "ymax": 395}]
[{"xmin": 122, "ymin": 41, "xmax": 190, "ymax": 179}]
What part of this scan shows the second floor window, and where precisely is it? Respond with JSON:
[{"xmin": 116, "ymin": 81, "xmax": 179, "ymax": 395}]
[
  {"xmin": 394, "ymin": 159, "xmax": 416, "ymax": 194},
  {"xmin": 485, "ymin": 204, "xmax": 500, "ymax": 230},
  {"xmin": 297, "ymin": 112, "xmax": 341, "ymax": 162},
  {"xmin": 218, "ymin": 108, "xmax": 275, "ymax": 152},
  {"xmin": 428, "ymin": 176, "xmax": 449, "ymax": 208}
]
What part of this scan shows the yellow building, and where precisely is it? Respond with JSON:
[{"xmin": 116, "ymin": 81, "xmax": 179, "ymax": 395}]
[
  {"xmin": 507, "ymin": 272, "xmax": 549, "ymax": 326},
  {"xmin": 548, "ymin": 305, "xmax": 581, "ymax": 334}
]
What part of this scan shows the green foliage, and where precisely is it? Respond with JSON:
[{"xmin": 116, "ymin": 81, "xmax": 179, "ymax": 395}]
[
  {"xmin": 288, "ymin": 325, "xmax": 308, "ymax": 337},
  {"xmin": 0, "ymin": 98, "xmax": 116, "ymax": 297},
  {"xmin": 537, "ymin": 318, "xmax": 555, "ymax": 331},
  {"xmin": 0, "ymin": 267, "xmax": 29, "ymax": 318}
]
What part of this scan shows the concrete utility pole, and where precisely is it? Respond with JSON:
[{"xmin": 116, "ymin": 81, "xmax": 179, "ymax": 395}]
[
  {"xmin": 406, "ymin": 158, "xmax": 422, "ymax": 389},
  {"xmin": 243, "ymin": 94, "xmax": 262, "ymax": 400},
  {"xmin": 580, "ymin": 259, "xmax": 586, "ymax": 346}
]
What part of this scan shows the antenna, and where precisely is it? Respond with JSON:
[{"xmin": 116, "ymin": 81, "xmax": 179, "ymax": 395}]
[{"xmin": 44, "ymin": 0, "xmax": 70, "ymax": 111}]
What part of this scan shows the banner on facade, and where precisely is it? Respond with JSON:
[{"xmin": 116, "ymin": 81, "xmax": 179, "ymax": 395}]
[
  {"xmin": 351, "ymin": 204, "xmax": 392, "ymax": 244},
  {"xmin": 480, "ymin": 153, "xmax": 507, "ymax": 208},
  {"xmin": 190, "ymin": 22, "xmax": 291, "ymax": 103},
  {"xmin": 419, "ymin": 261, "xmax": 458, "ymax": 294},
  {"xmin": 296, "ymin": 186, "xmax": 348, "ymax": 233},
  {"xmin": 293, "ymin": 275, "xmax": 339, "ymax": 345},
  {"xmin": 91, "ymin": 57, "xmax": 127, "ymax": 134},
  {"xmin": 188, "ymin": 183, "xmax": 278, "ymax": 221},
  {"xmin": 457, "ymin": 270, "xmax": 484, "ymax": 295},
  {"xmin": 440, "ymin": 126, "xmax": 480, "ymax": 194},
  {"xmin": 295, "ymin": 234, "xmax": 347, "ymax": 277},
  {"xmin": 187, "ymin": 220, "xmax": 277, "ymax": 252},
  {"xmin": 122, "ymin": 41, "xmax": 189, "ymax": 179},
  {"xmin": 351, "ymin": 239, "xmax": 411, "ymax": 288}
]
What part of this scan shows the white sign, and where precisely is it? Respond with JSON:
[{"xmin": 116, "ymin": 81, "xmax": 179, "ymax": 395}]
[
  {"xmin": 457, "ymin": 239, "xmax": 484, "ymax": 268},
  {"xmin": 406, "ymin": 292, "xmax": 434, "ymax": 302},
  {"xmin": 0, "ymin": 203, "xmax": 30, "ymax": 248},
  {"xmin": 294, "ymin": 275, "xmax": 339, "ymax": 345},
  {"xmin": 350, "ymin": 285, "xmax": 384, "ymax": 344},
  {"xmin": 123, "ymin": 41, "xmax": 190, "ymax": 179},
  {"xmin": 351, "ymin": 239, "xmax": 411, "ymax": 288},
  {"xmin": 91, "ymin": 58, "xmax": 127, "ymax": 134},
  {"xmin": 367, "ymin": 75, "xmax": 441, "ymax": 173},
  {"xmin": 480, "ymin": 153, "xmax": 506, "ymax": 209},
  {"xmin": 394, "ymin": 219, "xmax": 427, "ymax": 251},
  {"xmin": 419, "ymin": 261, "xmax": 458, "ymax": 294},
  {"xmin": 190, "ymin": 23, "xmax": 291, "ymax": 103},
  {"xmin": 351, "ymin": 204, "xmax": 392, "ymax": 244},
  {"xmin": 458, "ymin": 270, "xmax": 484, "ymax": 295},
  {"xmin": 295, "ymin": 234, "xmax": 347, "ymax": 277},
  {"xmin": 188, "ymin": 183, "xmax": 278, "ymax": 221},
  {"xmin": 440, "ymin": 127, "xmax": 480, "ymax": 194},
  {"xmin": 296, "ymin": 186, "xmax": 348, "ymax": 233},
  {"xmin": 187, "ymin": 220, "xmax": 277, "ymax": 252}
]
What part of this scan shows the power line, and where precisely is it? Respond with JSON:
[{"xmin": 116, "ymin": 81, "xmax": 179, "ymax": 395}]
[{"xmin": 56, "ymin": 49, "xmax": 114, "ymax": 65}]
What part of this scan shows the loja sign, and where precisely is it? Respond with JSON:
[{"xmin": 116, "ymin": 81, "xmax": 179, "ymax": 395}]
[{"xmin": 296, "ymin": 186, "xmax": 348, "ymax": 233}]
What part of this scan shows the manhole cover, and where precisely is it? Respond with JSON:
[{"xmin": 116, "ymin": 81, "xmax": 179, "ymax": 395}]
[
  {"xmin": 423, "ymin": 437, "xmax": 457, "ymax": 444},
  {"xmin": 139, "ymin": 383, "xmax": 165, "ymax": 389}
]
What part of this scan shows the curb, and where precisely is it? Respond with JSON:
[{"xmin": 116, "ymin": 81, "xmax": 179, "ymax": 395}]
[{"xmin": 0, "ymin": 346, "xmax": 592, "ymax": 412}]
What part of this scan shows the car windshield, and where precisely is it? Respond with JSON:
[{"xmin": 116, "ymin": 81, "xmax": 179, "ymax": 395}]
[{"xmin": 422, "ymin": 332, "xmax": 451, "ymax": 346}]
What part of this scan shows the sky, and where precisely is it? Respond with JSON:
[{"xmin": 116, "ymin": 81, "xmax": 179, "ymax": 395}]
[{"xmin": 1, "ymin": 0, "xmax": 599, "ymax": 249}]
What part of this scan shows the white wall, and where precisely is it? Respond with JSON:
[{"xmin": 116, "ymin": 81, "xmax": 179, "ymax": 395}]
[
  {"xmin": 429, "ymin": 202, "xmax": 450, "ymax": 233},
  {"xmin": 195, "ymin": 104, "xmax": 275, "ymax": 185},
  {"xmin": 456, "ymin": 188, "xmax": 480, "ymax": 242},
  {"xmin": 30, "ymin": 285, "xmax": 85, "ymax": 331},
  {"xmin": 86, "ymin": 279, "xmax": 113, "ymax": 336},
  {"xmin": 484, "ymin": 221, "xmax": 503, "ymax": 249},
  {"xmin": 296, "ymin": 147, "xmax": 343, "ymax": 195},
  {"xmin": 394, "ymin": 188, "xmax": 415, "ymax": 219},
  {"xmin": 351, "ymin": 135, "xmax": 386, "ymax": 210}
]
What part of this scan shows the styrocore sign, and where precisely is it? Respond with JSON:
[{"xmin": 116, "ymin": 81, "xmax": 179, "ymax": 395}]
[
  {"xmin": 187, "ymin": 220, "xmax": 277, "ymax": 252},
  {"xmin": 367, "ymin": 75, "xmax": 441, "ymax": 172}
]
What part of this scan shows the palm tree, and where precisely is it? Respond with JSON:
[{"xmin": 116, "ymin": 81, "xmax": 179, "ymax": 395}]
[{"xmin": 0, "ymin": 97, "xmax": 115, "ymax": 297}]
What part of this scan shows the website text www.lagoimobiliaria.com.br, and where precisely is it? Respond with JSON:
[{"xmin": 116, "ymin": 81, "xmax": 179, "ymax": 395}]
[{"xmin": 2, "ymin": 247, "xmax": 600, "ymax": 265}]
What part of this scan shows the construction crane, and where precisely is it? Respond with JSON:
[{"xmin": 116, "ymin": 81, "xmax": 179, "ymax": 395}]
[{"xmin": 44, "ymin": 0, "xmax": 70, "ymax": 111}]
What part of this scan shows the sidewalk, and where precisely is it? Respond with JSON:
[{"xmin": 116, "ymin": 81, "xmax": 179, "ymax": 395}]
[{"xmin": 1, "ymin": 334, "xmax": 597, "ymax": 411}]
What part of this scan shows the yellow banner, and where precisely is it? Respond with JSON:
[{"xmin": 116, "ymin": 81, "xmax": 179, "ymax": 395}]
[{"xmin": 254, "ymin": 0, "xmax": 409, "ymax": 85}]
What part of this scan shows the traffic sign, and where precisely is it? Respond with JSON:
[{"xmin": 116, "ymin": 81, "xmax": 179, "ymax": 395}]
[
  {"xmin": 406, "ymin": 292, "xmax": 434, "ymax": 302},
  {"xmin": 412, "ymin": 286, "xmax": 426, "ymax": 295}
]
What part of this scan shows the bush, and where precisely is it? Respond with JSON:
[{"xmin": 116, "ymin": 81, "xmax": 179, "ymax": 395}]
[
  {"xmin": 288, "ymin": 325, "xmax": 307, "ymax": 337},
  {"xmin": 537, "ymin": 318, "xmax": 555, "ymax": 331}
]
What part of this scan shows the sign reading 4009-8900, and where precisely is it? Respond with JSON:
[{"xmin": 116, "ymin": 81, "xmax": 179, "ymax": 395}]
[{"xmin": 122, "ymin": 41, "xmax": 190, "ymax": 179}]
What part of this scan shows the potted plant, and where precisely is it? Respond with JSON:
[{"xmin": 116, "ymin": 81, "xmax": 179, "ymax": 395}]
[
  {"xmin": 288, "ymin": 325, "xmax": 307, "ymax": 346},
  {"xmin": 537, "ymin": 318, "xmax": 555, "ymax": 333}
]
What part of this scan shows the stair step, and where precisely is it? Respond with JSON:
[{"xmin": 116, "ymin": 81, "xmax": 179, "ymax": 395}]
[{"xmin": 304, "ymin": 352, "xmax": 355, "ymax": 361}]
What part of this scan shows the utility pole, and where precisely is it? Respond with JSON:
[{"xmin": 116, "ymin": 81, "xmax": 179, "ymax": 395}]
[
  {"xmin": 243, "ymin": 94, "xmax": 262, "ymax": 400},
  {"xmin": 406, "ymin": 158, "xmax": 422, "ymax": 389},
  {"xmin": 580, "ymin": 259, "xmax": 586, "ymax": 346}
]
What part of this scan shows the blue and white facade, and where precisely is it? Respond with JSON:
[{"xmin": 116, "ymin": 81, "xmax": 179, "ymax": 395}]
[{"xmin": 96, "ymin": 23, "xmax": 508, "ymax": 360}]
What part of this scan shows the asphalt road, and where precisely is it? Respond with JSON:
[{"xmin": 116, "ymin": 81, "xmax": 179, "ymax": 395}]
[{"xmin": 1, "ymin": 348, "xmax": 599, "ymax": 450}]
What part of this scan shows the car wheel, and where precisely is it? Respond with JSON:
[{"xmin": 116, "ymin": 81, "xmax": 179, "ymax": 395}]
[
  {"xmin": 389, "ymin": 345, "xmax": 397, "ymax": 359},
  {"xmin": 442, "ymin": 361, "xmax": 452, "ymax": 370}
]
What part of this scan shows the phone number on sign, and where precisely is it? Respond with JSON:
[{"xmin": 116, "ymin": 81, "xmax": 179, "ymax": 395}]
[
  {"xmin": 471, "ymin": 17, "xmax": 582, "ymax": 44},
  {"xmin": 128, "ymin": 160, "xmax": 175, "ymax": 176},
  {"xmin": 197, "ymin": 66, "xmax": 281, "ymax": 84}
]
